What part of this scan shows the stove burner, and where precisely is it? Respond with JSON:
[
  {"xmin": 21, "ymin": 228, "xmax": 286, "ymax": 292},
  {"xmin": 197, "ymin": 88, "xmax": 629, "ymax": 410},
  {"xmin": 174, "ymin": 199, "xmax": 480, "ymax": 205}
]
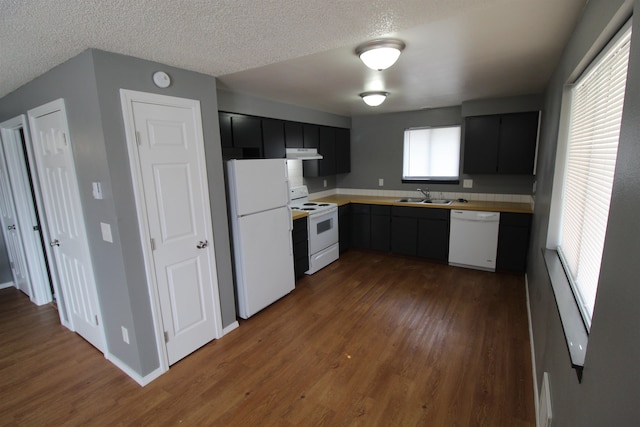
[
  {"xmin": 303, "ymin": 202, "xmax": 317, "ymax": 206},
  {"xmin": 302, "ymin": 208, "xmax": 316, "ymax": 211},
  {"xmin": 318, "ymin": 203, "xmax": 330, "ymax": 206}
]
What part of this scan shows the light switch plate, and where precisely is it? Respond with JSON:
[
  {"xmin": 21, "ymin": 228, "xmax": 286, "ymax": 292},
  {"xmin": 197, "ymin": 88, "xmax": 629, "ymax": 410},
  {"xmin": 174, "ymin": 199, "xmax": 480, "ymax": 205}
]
[
  {"xmin": 101, "ymin": 222, "xmax": 113, "ymax": 243},
  {"xmin": 378, "ymin": 178, "xmax": 384, "ymax": 186},
  {"xmin": 463, "ymin": 179, "xmax": 473, "ymax": 188}
]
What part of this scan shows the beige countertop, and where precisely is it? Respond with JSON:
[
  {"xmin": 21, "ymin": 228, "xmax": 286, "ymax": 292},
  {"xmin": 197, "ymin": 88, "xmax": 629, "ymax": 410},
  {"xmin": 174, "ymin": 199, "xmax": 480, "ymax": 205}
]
[
  {"xmin": 311, "ymin": 194, "xmax": 533, "ymax": 214},
  {"xmin": 292, "ymin": 210, "xmax": 309, "ymax": 220}
]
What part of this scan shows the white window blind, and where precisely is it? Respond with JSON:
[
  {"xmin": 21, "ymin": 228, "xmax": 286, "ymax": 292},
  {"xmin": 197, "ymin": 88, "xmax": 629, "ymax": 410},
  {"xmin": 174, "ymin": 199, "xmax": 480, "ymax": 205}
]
[
  {"xmin": 558, "ymin": 23, "xmax": 632, "ymax": 326},
  {"xmin": 402, "ymin": 126, "xmax": 460, "ymax": 181}
]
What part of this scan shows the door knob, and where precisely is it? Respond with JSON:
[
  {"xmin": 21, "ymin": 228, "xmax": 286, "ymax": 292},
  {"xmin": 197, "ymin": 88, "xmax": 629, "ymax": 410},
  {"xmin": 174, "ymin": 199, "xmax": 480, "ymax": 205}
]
[
  {"xmin": 7, "ymin": 225, "xmax": 16, "ymax": 230},
  {"xmin": 196, "ymin": 240, "xmax": 208, "ymax": 249},
  {"xmin": 50, "ymin": 239, "xmax": 60, "ymax": 247}
]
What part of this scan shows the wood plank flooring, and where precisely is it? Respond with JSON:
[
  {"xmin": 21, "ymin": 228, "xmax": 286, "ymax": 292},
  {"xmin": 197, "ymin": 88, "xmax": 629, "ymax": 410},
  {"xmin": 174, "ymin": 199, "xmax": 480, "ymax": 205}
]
[{"xmin": 0, "ymin": 249, "xmax": 535, "ymax": 426}]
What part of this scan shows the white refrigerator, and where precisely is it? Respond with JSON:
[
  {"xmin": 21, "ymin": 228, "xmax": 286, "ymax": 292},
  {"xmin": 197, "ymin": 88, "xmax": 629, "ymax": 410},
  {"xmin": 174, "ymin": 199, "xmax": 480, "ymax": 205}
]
[{"xmin": 226, "ymin": 159, "xmax": 295, "ymax": 319}]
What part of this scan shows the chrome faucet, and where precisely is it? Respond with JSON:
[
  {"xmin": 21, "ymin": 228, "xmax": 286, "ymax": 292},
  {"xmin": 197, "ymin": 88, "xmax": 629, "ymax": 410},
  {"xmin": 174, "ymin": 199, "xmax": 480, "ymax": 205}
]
[{"xmin": 417, "ymin": 187, "xmax": 430, "ymax": 200}]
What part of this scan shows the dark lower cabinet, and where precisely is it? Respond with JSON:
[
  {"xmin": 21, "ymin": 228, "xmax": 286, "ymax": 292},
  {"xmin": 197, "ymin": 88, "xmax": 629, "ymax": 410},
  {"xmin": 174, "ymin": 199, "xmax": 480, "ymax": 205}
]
[
  {"xmin": 391, "ymin": 215, "xmax": 418, "ymax": 256},
  {"xmin": 293, "ymin": 217, "xmax": 309, "ymax": 279},
  {"xmin": 496, "ymin": 212, "xmax": 532, "ymax": 272},
  {"xmin": 391, "ymin": 206, "xmax": 450, "ymax": 261},
  {"xmin": 370, "ymin": 205, "xmax": 391, "ymax": 251},
  {"xmin": 417, "ymin": 216, "xmax": 449, "ymax": 262},
  {"xmin": 350, "ymin": 204, "xmax": 371, "ymax": 249},
  {"xmin": 338, "ymin": 204, "xmax": 350, "ymax": 253}
]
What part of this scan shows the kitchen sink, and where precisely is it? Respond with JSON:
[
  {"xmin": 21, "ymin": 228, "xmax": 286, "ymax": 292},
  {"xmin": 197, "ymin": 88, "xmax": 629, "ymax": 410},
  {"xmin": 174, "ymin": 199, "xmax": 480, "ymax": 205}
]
[
  {"xmin": 423, "ymin": 199, "xmax": 453, "ymax": 205},
  {"xmin": 396, "ymin": 197, "xmax": 453, "ymax": 205},
  {"xmin": 396, "ymin": 197, "xmax": 425, "ymax": 203}
]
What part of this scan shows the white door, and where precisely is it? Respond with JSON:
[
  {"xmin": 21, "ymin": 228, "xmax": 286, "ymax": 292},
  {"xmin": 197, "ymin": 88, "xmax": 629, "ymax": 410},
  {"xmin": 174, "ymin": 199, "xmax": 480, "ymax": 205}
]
[
  {"xmin": 0, "ymin": 143, "xmax": 32, "ymax": 296},
  {"xmin": 121, "ymin": 90, "xmax": 222, "ymax": 366},
  {"xmin": 28, "ymin": 99, "xmax": 106, "ymax": 353},
  {"xmin": 0, "ymin": 116, "xmax": 53, "ymax": 306}
]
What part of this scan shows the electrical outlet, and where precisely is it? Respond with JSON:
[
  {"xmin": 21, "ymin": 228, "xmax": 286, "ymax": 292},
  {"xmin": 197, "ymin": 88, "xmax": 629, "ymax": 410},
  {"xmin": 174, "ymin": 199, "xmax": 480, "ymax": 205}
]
[
  {"xmin": 378, "ymin": 178, "xmax": 384, "ymax": 186},
  {"xmin": 323, "ymin": 179, "xmax": 327, "ymax": 188},
  {"xmin": 101, "ymin": 222, "xmax": 113, "ymax": 243},
  {"xmin": 121, "ymin": 326, "xmax": 130, "ymax": 344},
  {"xmin": 463, "ymin": 179, "xmax": 473, "ymax": 188}
]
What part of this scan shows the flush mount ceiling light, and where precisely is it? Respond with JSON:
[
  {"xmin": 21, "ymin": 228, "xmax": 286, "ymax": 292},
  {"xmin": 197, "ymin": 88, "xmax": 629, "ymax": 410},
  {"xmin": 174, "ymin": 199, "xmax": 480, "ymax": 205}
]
[
  {"xmin": 360, "ymin": 91, "xmax": 389, "ymax": 107},
  {"xmin": 356, "ymin": 39, "xmax": 406, "ymax": 71}
]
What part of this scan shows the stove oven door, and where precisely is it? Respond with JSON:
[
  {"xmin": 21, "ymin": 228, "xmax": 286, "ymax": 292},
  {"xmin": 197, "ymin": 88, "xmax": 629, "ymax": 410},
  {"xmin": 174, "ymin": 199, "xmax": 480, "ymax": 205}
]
[{"xmin": 308, "ymin": 207, "xmax": 339, "ymax": 255}]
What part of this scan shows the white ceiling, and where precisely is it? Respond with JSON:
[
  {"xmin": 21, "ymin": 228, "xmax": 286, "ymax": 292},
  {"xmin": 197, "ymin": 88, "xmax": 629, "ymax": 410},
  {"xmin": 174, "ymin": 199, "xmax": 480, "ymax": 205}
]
[{"xmin": 0, "ymin": 0, "xmax": 586, "ymax": 116}]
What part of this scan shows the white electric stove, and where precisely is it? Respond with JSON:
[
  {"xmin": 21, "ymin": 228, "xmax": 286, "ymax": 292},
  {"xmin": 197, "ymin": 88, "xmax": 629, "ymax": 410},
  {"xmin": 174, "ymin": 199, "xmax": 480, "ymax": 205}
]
[{"xmin": 289, "ymin": 186, "xmax": 339, "ymax": 274}]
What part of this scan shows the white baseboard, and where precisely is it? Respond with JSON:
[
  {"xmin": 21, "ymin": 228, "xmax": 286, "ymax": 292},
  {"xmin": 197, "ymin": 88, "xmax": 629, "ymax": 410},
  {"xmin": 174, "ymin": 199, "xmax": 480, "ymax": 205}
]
[
  {"xmin": 105, "ymin": 352, "xmax": 166, "ymax": 387},
  {"xmin": 223, "ymin": 320, "xmax": 239, "ymax": 336},
  {"xmin": 525, "ymin": 274, "xmax": 540, "ymax": 427},
  {"xmin": 0, "ymin": 281, "xmax": 14, "ymax": 290}
]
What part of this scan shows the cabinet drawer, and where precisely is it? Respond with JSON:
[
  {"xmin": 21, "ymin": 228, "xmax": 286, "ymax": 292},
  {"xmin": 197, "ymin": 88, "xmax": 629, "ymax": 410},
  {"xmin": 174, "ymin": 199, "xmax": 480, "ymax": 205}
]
[
  {"xmin": 351, "ymin": 204, "xmax": 371, "ymax": 215},
  {"xmin": 499, "ymin": 212, "xmax": 532, "ymax": 227},
  {"xmin": 371, "ymin": 205, "xmax": 391, "ymax": 215},
  {"xmin": 391, "ymin": 206, "xmax": 449, "ymax": 220}
]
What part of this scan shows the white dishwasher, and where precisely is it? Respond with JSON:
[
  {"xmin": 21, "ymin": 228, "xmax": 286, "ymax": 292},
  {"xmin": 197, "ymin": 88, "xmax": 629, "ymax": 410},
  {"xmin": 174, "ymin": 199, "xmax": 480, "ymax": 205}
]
[{"xmin": 448, "ymin": 210, "xmax": 500, "ymax": 271}]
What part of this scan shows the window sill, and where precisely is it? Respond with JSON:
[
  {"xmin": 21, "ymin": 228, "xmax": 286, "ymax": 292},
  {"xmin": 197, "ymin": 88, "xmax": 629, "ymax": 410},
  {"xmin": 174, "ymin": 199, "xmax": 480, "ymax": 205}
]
[{"xmin": 542, "ymin": 248, "xmax": 588, "ymax": 382}]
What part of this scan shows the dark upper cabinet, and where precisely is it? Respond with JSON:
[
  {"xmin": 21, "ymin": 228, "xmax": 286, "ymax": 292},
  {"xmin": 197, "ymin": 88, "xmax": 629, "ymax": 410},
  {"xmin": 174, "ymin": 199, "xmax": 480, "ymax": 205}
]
[
  {"xmin": 464, "ymin": 115, "xmax": 500, "ymax": 173},
  {"xmin": 285, "ymin": 122, "xmax": 304, "ymax": 148},
  {"xmin": 335, "ymin": 128, "xmax": 351, "ymax": 174},
  {"xmin": 262, "ymin": 118, "xmax": 286, "ymax": 159},
  {"xmin": 231, "ymin": 115, "xmax": 262, "ymax": 148},
  {"xmin": 497, "ymin": 112, "xmax": 539, "ymax": 174},
  {"xmin": 303, "ymin": 124, "xmax": 319, "ymax": 148},
  {"xmin": 219, "ymin": 112, "xmax": 233, "ymax": 148},
  {"xmin": 319, "ymin": 126, "xmax": 336, "ymax": 176},
  {"xmin": 463, "ymin": 111, "xmax": 539, "ymax": 174}
]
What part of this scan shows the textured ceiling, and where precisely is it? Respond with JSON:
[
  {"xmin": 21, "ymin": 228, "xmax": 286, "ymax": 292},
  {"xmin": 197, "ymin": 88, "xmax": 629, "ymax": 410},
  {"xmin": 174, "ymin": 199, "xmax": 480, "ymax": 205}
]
[{"xmin": 0, "ymin": 0, "xmax": 586, "ymax": 116}]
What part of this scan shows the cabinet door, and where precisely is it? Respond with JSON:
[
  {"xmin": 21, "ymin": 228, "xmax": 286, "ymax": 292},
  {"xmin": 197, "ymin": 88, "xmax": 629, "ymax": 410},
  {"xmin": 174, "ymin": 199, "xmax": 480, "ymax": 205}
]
[
  {"xmin": 391, "ymin": 216, "xmax": 417, "ymax": 256},
  {"xmin": 497, "ymin": 112, "xmax": 539, "ymax": 174},
  {"xmin": 496, "ymin": 213, "xmax": 532, "ymax": 272},
  {"xmin": 285, "ymin": 122, "xmax": 304, "ymax": 148},
  {"xmin": 303, "ymin": 124, "xmax": 319, "ymax": 148},
  {"xmin": 318, "ymin": 126, "xmax": 336, "ymax": 176},
  {"xmin": 262, "ymin": 118, "xmax": 286, "ymax": 159},
  {"xmin": 417, "ymin": 218, "xmax": 449, "ymax": 261},
  {"xmin": 335, "ymin": 128, "xmax": 351, "ymax": 174},
  {"xmin": 463, "ymin": 115, "xmax": 500, "ymax": 173},
  {"xmin": 231, "ymin": 115, "xmax": 263, "ymax": 159},
  {"xmin": 339, "ymin": 204, "xmax": 350, "ymax": 253},
  {"xmin": 350, "ymin": 205, "xmax": 371, "ymax": 248},
  {"xmin": 370, "ymin": 205, "xmax": 390, "ymax": 251},
  {"xmin": 218, "ymin": 112, "xmax": 233, "ymax": 148}
]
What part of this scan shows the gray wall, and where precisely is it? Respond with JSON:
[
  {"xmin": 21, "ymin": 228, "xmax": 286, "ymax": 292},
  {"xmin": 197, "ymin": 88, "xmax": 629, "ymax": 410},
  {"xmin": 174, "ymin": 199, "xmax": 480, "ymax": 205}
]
[
  {"xmin": 0, "ymin": 49, "xmax": 237, "ymax": 378},
  {"xmin": 344, "ymin": 95, "xmax": 542, "ymax": 195},
  {"xmin": 527, "ymin": 0, "xmax": 640, "ymax": 425}
]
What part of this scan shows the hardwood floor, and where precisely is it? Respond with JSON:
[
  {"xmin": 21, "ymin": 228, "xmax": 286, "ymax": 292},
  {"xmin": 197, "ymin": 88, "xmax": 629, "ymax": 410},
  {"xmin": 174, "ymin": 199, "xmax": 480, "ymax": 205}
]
[{"xmin": 0, "ymin": 249, "xmax": 535, "ymax": 426}]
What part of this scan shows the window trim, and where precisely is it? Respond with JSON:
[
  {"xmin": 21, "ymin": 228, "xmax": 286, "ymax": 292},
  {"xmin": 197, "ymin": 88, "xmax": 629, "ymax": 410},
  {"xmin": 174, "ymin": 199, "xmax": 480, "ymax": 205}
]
[
  {"xmin": 401, "ymin": 125, "xmax": 461, "ymax": 183},
  {"xmin": 545, "ymin": 18, "xmax": 632, "ymax": 381}
]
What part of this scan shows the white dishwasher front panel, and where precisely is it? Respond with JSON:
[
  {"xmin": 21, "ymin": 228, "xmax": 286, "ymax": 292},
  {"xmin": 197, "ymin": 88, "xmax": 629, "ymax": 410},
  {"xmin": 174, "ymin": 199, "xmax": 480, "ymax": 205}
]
[{"xmin": 448, "ymin": 210, "xmax": 500, "ymax": 271}]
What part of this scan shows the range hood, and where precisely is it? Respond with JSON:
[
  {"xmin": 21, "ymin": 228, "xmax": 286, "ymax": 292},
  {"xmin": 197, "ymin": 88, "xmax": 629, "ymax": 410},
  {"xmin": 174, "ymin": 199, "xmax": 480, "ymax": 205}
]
[{"xmin": 286, "ymin": 148, "xmax": 323, "ymax": 160}]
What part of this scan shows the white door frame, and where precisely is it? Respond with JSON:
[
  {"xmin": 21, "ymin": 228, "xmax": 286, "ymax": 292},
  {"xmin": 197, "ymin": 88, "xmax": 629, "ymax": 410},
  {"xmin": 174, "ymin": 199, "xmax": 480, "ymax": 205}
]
[
  {"xmin": 119, "ymin": 89, "xmax": 224, "ymax": 374},
  {"xmin": 0, "ymin": 115, "xmax": 56, "ymax": 307},
  {"xmin": 28, "ymin": 99, "xmax": 105, "ymax": 348}
]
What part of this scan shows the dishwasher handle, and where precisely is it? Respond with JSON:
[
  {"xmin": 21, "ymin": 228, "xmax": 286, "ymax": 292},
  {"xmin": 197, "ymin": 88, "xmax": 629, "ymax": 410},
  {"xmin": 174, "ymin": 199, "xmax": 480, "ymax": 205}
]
[{"xmin": 451, "ymin": 210, "xmax": 500, "ymax": 221}]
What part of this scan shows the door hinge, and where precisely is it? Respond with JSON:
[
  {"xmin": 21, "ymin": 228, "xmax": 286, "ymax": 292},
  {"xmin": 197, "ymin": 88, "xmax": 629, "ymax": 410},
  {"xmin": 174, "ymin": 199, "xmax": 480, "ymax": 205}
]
[
  {"xmin": 62, "ymin": 133, "xmax": 68, "ymax": 146},
  {"xmin": 150, "ymin": 238, "xmax": 156, "ymax": 251},
  {"xmin": 164, "ymin": 331, "xmax": 169, "ymax": 343},
  {"xmin": 95, "ymin": 315, "xmax": 99, "ymax": 326},
  {"xmin": 10, "ymin": 261, "xmax": 15, "ymax": 269},
  {"xmin": 135, "ymin": 131, "xmax": 141, "ymax": 146}
]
